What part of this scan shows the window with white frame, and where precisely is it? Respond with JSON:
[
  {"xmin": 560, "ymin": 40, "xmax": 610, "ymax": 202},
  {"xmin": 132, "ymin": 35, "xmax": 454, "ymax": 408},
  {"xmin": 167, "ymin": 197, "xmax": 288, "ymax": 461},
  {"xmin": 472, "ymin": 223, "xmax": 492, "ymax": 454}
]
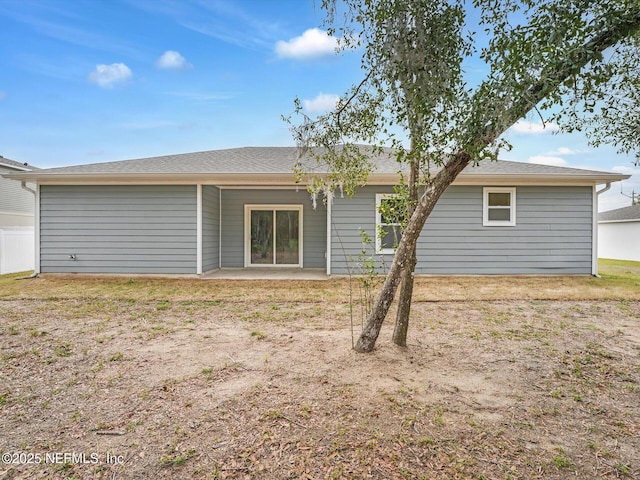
[
  {"xmin": 483, "ymin": 187, "xmax": 516, "ymax": 226},
  {"xmin": 376, "ymin": 194, "xmax": 405, "ymax": 254}
]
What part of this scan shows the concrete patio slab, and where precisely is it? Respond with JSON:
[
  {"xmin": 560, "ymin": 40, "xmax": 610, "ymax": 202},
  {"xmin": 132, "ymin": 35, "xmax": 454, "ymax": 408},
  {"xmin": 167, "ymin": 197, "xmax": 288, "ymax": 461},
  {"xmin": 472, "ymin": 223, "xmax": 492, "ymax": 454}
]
[{"xmin": 201, "ymin": 268, "xmax": 329, "ymax": 280}]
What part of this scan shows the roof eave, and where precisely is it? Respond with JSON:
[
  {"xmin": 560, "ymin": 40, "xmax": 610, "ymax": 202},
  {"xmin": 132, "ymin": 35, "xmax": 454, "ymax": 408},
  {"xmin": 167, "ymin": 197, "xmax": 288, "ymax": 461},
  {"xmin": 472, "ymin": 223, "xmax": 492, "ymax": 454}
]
[
  {"xmin": 2, "ymin": 171, "xmax": 630, "ymax": 186},
  {"xmin": 453, "ymin": 173, "xmax": 630, "ymax": 186},
  {"xmin": 598, "ymin": 218, "xmax": 640, "ymax": 224},
  {"xmin": 369, "ymin": 172, "xmax": 631, "ymax": 186},
  {"xmin": 2, "ymin": 172, "xmax": 301, "ymax": 185},
  {"xmin": 0, "ymin": 162, "xmax": 32, "ymax": 172}
]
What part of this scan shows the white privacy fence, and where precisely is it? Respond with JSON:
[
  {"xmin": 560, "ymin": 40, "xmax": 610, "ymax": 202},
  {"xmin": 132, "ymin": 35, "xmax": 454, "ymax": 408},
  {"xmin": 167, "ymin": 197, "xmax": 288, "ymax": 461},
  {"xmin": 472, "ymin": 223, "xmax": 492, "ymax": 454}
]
[{"xmin": 0, "ymin": 227, "xmax": 34, "ymax": 274}]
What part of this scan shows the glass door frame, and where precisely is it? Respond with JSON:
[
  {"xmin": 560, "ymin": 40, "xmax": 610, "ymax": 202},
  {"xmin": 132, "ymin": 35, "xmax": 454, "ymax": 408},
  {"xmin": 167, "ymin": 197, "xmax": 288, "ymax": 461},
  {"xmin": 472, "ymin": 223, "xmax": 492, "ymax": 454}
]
[{"xmin": 244, "ymin": 204, "xmax": 303, "ymax": 268}]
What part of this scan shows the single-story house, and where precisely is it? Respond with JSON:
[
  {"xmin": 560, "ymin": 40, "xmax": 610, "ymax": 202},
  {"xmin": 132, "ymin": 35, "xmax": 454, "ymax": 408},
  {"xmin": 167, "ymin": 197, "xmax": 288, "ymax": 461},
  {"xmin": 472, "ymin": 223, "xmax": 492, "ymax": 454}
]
[
  {"xmin": 0, "ymin": 156, "xmax": 37, "ymax": 274},
  {"xmin": 1, "ymin": 146, "xmax": 629, "ymax": 276},
  {"xmin": 598, "ymin": 204, "xmax": 640, "ymax": 262}
]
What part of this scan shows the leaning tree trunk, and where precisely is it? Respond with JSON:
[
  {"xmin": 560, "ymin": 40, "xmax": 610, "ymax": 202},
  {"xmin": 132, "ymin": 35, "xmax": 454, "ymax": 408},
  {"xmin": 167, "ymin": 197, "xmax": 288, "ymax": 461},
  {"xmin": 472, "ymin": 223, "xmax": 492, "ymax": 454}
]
[
  {"xmin": 392, "ymin": 153, "xmax": 420, "ymax": 347},
  {"xmin": 354, "ymin": 8, "xmax": 640, "ymax": 353},
  {"xmin": 355, "ymin": 152, "xmax": 471, "ymax": 352},
  {"xmin": 391, "ymin": 244, "xmax": 416, "ymax": 347}
]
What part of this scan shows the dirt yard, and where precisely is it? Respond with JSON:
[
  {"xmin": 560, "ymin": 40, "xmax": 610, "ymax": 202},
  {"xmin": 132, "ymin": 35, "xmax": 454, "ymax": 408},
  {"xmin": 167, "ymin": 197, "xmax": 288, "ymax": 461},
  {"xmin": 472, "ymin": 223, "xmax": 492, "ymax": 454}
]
[{"xmin": 0, "ymin": 273, "xmax": 639, "ymax": 479}]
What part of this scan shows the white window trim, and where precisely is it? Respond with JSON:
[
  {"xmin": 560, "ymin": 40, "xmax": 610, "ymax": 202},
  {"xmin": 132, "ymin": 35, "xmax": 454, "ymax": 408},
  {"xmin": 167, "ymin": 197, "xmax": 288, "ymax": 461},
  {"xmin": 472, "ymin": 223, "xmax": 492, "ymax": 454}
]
[
  {"xmin": 483, "ymin": 187, "xmax": 516, "ymax": 227},
  {"xmin": 375, "ymin": 193, "xmax": 402, "ymax": 254},
  {"xmin": 243, "ymin": 204, "xmax": 303, "ymax": 268}
]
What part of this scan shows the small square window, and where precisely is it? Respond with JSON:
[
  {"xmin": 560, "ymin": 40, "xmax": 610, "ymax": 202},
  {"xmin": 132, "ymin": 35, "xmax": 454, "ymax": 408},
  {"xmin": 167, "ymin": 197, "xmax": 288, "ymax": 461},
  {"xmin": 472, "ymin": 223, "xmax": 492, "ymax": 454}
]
[{"xmin": 483, "ymin": 188, "xmax": 516, "ymax": 226}]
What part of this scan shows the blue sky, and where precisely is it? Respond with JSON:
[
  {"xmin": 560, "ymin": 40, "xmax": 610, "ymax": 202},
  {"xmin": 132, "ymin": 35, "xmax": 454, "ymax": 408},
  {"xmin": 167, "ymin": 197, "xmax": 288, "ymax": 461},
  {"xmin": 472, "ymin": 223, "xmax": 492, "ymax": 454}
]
[{"xmin": 1, "ymin": 0, "xmax": 638, "ymax": 211}]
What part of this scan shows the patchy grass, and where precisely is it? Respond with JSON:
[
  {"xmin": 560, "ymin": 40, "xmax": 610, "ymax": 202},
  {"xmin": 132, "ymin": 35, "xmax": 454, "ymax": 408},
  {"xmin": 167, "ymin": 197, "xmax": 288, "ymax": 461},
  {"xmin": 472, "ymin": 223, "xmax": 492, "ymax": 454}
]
[
  {"xmin": 0, "ymin": 273, "xmax": 344, "ymax": 303},
  {"xmin": 1, "ymin": 264, "xmax": 640, "ymax": 303},
  {"xmin": 0, "ymin": 274, "xmax": 638, "ymax": 479},
  {"xmin": 599, "ymin": 258, "xmax": 640, "ymax": 284}
]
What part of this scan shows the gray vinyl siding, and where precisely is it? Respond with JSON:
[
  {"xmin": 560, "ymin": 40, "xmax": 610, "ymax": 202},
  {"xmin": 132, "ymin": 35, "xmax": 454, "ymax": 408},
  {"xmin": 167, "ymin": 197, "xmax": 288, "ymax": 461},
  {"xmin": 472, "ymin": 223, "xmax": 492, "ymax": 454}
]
[
  {"xmin": 331, "ymin": 185, "xmax": 593, "ymax": 275},
  {"xmin": 202, "ymin": 186, "xmax": 220, "ymax": 271},
  {"xmin": 40, "ymin": 185, "xmax": 197, "ymax": 273},
  {"xmin": 0, "ymin": 166, "xmax": 34, "ymax": 215},
  {"xmin": 220, "ymin": 189, "xmax": 326, "ymax": 268}
]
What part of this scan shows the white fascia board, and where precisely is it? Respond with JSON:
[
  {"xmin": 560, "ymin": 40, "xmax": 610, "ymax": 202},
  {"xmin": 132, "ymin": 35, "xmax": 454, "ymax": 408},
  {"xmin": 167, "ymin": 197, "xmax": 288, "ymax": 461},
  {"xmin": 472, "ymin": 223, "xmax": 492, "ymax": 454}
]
[
  {"xmin": 4, "ymin": 171, "xmax": 630, "ymax": 187},
  {"xmin": 453, "ymin": 174, "xmax": 630, "ymax": 186},
  {"xmin": 4, "ymin": 173, "xmax": 300, "ymax": 185},
  {"xmin": 368, "ymin": 173, "xmax": 630, "ymax": 186},
  {"xmin": 598, "ymin": 219, "xmax": 640, "ymax": 224}
]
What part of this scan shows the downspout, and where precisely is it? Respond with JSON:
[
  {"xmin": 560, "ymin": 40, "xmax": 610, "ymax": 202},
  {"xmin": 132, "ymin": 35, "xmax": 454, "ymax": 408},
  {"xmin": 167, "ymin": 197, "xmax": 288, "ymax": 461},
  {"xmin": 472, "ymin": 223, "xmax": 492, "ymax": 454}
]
[
  {"xmin": 326, "ymin": 192, "xmax": 332, "ymax": 276},
  {"xmin": 20, "ymin": 182, "xmax": 39, "ymax": 278},
  {"xmin": 592, "ymin": 182, "xmax": 611, "ymax": 277},
  {"xmin": 21, "ymin": 181, "xmax": 36, "ymax": 195},
  {"xmin": 597, "ymin": 183, "xmax": 612, "ymax": 196}
]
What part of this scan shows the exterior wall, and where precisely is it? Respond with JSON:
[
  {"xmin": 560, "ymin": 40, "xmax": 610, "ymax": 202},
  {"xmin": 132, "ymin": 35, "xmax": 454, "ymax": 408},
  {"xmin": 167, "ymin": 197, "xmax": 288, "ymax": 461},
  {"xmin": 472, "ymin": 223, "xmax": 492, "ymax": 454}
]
[
  {"xmin": 202, "ymin": 186, "xmax": 220, "ymax": 271},
  {"xmin": 39, "ymin": 185, "xmax": 197, "ymax": 273},
  {"xmin": 0, "ymin": 166, "xmax": 35, "ymax": 227},
  {"xmin": 220, "ymin": 189, "xmax": 326, "ymax": 268},
  {"xmin": 331, "ymin": 185, "xmax": 594, "ymax": 275},
  {"xmin": 598, "ymin": 221, "xmax": 640, "ymax": 262}
]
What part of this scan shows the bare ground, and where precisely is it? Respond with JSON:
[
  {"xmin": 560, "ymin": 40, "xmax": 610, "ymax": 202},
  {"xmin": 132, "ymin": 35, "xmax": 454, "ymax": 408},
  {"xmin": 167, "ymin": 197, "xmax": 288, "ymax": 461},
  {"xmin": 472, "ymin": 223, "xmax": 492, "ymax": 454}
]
[{"xmin": 0, "ymin": 276, "xmax": 639, "ymax": 479}]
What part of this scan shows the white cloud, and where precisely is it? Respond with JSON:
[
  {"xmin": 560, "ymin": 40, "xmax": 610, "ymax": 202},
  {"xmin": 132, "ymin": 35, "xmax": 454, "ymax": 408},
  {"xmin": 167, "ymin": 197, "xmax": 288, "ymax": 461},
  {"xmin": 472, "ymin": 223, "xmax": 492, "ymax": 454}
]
[
  {"xmin": 303, "ymin": 93, "xmax": 339, "ymax": 113},
  {"xmin": 275, "ymin": 28, "xmax": 338, "ymax": 59},
  {"xmin": 88, "ymin": 63, "xmax": 132, "ymax": 88},
  {"xmin": 527, "ymin": 155, "xmax": 568, "ymax": 167},
  {"xmin": 614, "ymin": 167, "xmax": 640, "ymax": 193},
  {"xmin": 549, "ymin": 147, "xmax": 577, "ymax": 155},
  {"xmin": 156, "ymin": 50, "xmax": 191, "ymax": 70},
  {"xmin": 510, "ymin": 119, "xmax": 560, "ymax": 135},
  {"xmin": 612, "ymin": 165, "xmax": 640, "ymax": 176}
]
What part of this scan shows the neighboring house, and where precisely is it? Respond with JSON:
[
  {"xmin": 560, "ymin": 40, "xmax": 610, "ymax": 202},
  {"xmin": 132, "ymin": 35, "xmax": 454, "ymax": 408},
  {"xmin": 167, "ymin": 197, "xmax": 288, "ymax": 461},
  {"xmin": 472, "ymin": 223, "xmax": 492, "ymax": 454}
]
[
  {"xmin": 0, "ymin": 156, "xmax": 36, "ymax": 226},
  {"xmin": 1, "ymin": 146, "xmax": 629, "ymax": 276},
  {"xmin": 598, "ymin": 204, "xmax": 640, "ymax": 262},
  {"xmin": 0, "ymin": 156, "xmax": 38, "ymax": 274}
]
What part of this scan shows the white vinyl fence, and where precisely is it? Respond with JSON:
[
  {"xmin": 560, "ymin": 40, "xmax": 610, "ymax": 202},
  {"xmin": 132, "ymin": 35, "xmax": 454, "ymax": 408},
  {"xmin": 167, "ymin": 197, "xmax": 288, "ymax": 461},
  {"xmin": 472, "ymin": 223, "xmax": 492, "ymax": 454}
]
[
  {"xmin": 598, "ymin": 221, "xmax": 640, "ymax": 262},
  {"xmin": 0, "ymin": 227, "xmax": 34, "ymax": 274}
]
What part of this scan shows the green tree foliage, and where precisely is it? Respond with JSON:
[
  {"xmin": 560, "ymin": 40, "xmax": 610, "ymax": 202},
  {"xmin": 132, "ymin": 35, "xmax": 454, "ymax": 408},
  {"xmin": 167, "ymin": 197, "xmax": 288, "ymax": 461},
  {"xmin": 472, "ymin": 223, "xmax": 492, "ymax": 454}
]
[{"xmin": 286, "ymin": 0, "xmax": 640, "ymax": 352}]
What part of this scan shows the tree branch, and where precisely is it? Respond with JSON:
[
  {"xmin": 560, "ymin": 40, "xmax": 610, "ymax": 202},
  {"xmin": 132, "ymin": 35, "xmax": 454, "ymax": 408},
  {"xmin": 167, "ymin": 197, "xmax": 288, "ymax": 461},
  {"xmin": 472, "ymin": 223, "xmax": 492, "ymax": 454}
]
[
  {"xmin": 355, "ymin": 4, "xmax": 640, "ymax": 353},
  {"xmin": 335, "ymin": 69, "xmax": 374, "ymax": 131}
]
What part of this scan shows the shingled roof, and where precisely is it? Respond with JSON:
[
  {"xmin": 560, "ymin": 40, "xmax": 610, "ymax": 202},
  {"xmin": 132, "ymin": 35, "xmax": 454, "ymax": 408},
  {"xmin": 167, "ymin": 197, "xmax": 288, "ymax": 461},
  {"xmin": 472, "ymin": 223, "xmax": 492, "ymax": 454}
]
[
  {"xmin": 1, "ymin": 146, "xmax": 629, "ymax": 185},
  {"xmin": 0, "ymin": 155, "xmax": 38, "ymax": 171},
  {"xmin": 598, "ymin": 204, "xmax": 640, "ymax": 222}
]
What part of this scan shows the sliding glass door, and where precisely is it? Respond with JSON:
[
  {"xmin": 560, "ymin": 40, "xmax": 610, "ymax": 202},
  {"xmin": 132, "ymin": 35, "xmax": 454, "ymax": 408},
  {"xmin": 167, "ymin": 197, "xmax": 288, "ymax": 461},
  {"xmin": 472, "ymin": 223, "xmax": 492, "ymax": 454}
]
[{"xmin": 245, "ymin": 205, "xmax": 302, "ymax": 267}]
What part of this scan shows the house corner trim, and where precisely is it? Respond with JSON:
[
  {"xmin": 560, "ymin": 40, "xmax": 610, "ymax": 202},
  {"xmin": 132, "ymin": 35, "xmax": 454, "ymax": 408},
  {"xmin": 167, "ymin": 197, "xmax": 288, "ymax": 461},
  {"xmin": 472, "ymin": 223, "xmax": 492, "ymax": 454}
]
[{"xmin": 197, "ymin": 184, "xmax": 202, "ymax": 275}]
